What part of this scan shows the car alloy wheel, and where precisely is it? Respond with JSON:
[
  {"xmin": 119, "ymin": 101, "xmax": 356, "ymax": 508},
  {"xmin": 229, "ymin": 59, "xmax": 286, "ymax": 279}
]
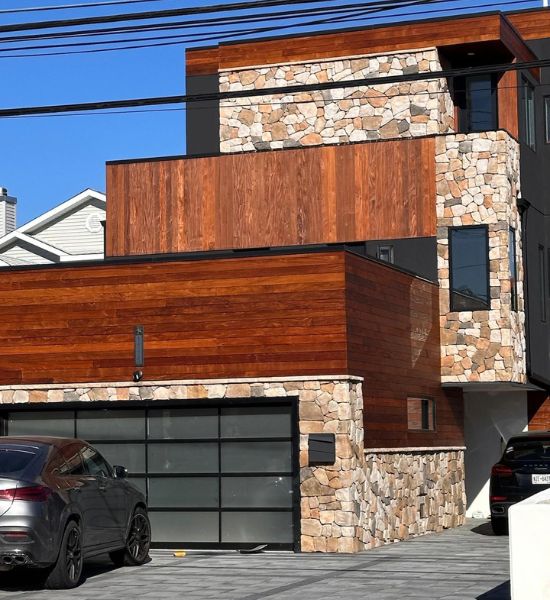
[
  {"xmin": 127, "ymin": 512, "xmax": 150, "ymax": 563},
  {"xmin": 65, "ymin": 526, "xmax": 83, "ymax": 582}
]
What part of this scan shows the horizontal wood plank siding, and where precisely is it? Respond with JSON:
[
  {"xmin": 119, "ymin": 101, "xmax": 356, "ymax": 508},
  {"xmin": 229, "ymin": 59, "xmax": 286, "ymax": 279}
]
[
  {"xmin": 106, "ymin": 138, "xmax": 436, "ymax": 257},
  {"xmin": 0, "ymin": 253, "xmax": 348, "ymax": 384},
  {"xmin": 528, "ymin": 391, "xmax": 550, "ymax": 430},
  {"xmin": 344, "ymin": 253, "xmax": 464, "ymax": 447}
]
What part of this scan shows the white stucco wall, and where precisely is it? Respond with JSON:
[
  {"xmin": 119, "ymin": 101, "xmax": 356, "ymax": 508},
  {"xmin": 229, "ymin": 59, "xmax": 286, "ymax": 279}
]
[{"xmin": 464, "ymin": 391, "xmax": 528, "ymax": 518}]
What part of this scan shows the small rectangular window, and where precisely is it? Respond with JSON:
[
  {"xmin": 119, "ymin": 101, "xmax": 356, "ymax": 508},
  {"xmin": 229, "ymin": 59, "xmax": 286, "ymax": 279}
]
[
  {"xmin": 377, "ymin": 245, "xmax": 394, "ymax": 264},
  {"xmin": 539, "ymin": 245, "xmax": 547, "ymax": 322},
  {"xmin": 455, "ymin": 75, "xmax": 497, "ymax": 133},
  {"xmin": 509, "ymin": 228, "xmax": 518, "ymax": 312},
  {"xmin": 449, "ymin": 226, "xmax": 490, "ymax": 312},
  {"xmin": 407, "ymin": 398, "xmax": 435, "ymax": 431},
  {"xmin": 545, "ymin": 97, "xmax": 550, "ymax": 144},
  {"xmin": 523, "ymin": 78, "xmax": 536, "ymax": 150}
]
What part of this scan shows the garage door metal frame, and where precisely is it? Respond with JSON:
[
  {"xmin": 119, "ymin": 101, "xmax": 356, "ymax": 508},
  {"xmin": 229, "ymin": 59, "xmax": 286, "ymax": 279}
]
[{"xmin": 0, "ymin": 397, "xmax": 301, "ymax": 551}]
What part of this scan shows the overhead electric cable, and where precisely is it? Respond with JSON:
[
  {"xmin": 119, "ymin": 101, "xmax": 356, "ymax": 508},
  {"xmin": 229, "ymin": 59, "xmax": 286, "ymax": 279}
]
[
  {"xmin": 0, "ymin": 0, "xmax": 170, "ymax": 14},
  {"xmin": 0, "ymin": 56, "xmax": 546, "ymax": 118}
]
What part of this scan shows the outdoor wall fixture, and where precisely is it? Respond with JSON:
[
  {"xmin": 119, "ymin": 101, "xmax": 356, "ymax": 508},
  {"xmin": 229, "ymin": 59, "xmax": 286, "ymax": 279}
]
[
  {"xmin": 133, "ymin": 370, "xmax": 143, "ymax": 382},
  {"xmin": 133, "ymin": 325, "xmax": 144, "ymax": 382},
  {"xmin": 308, "ymin": 433, "xmax": 336, "ymax": 466}
]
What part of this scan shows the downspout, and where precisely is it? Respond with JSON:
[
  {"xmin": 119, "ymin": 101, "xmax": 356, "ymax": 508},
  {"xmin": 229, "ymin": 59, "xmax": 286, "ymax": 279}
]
[{"xmin": 517, "ymin": 197, "xmax": 531, "ymax": 379}]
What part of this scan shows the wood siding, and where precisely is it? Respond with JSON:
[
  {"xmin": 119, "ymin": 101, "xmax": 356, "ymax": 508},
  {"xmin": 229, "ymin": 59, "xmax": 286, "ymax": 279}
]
[
  {"xmin": 106, "ymin": 138, "xmax": 436, "ymax": 257},
  {"xmin": 187, "ymin": 14, "xmax": 535, "ymax": 75},
  {"xmin": 345, "ymin": 253, "xmax": 464, "ymax": 447},
  {"xmin": 528, "ymin": 391, "xmax": 550, "ymax": 431},
  {"xmin": 509, "ymin": 9, "xmax": 550, "ymax": 41},
  {"xmin": 0, "ymin": 251, "xmax": 460, "ymax": 448}
]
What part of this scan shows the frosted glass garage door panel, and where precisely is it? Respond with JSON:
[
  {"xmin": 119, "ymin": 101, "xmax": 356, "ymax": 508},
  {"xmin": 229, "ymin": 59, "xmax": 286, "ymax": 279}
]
[
  {"xmin": 221, "ymin": 512, "xmax": 293, "ymax": 543},
  {"xmin": 93, "ymin": 443, "xmax": 145, "ymax": 473},
  {"xmin": 7, "ymin": 411, "xmax": 74, "ymax": 437},
  {"xmin": 220, "ymin": 407, "xmax": 291, "ymax": 438},
  {"xmin": 148, "ymin": 443, "xmax": 218, "ymax": 473},
  {"xmin": 148, "ymin": 408, "xmax": 218, "ymax": 439},
  {"xmin": 150, "ymin": 512, "xmax": 218, "ymax": 543},
  {"xmin": 221, "ymin": 442, "xmax": 292, "ymax": 473},
  {"xmin": 77, "ymin": 410, "xmax": 145, "ymax": 440},
  {"xmin": 148, "ymin": 477, "xmax": 219, "ymax": 508},
  {"xmin": 222, "ymin": 477, "xmax": 293, "ymax": 508}
]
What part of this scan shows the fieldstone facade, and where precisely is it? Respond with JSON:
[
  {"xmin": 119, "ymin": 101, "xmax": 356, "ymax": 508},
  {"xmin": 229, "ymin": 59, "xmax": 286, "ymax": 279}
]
[
  {"xmin": 436, "ymin": 131, "xmax": 526, "ymax": 383},
  {"xmin": 219, "ymin": 48, "xmax": 455, "ymax": 152},
  {"xmin": 362, "ymin": 448, "xmax": 466, "ymax": 547},
  {"xmin": 0, "ymin": 376, "xmax": 466, "ymax": 552}
]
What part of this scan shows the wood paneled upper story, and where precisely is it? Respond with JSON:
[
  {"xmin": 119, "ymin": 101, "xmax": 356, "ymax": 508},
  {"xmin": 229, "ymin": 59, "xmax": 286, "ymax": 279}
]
[
  {"xmin": 106, "ymin": 137, "xmax": 436, "ymax": 257},
  {"xmin": 186, "ymin": 13, "xmax": 537, "ymax": 75},
  {"xmin": 0, "ymin": 250, "xmax": 462, "ymax": 447}
]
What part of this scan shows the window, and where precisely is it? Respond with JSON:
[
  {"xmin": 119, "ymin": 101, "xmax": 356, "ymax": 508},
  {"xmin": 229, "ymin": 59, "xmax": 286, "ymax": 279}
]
[
  {"xmin": 523, "ymin": 78, "xmax": 536, "ymax": 150},
  {"xmin": 449, "ymin": 226, "xmax": 490, "ymax": 311},
  {"xmin": 509, "ymin": 228, "xmax": 518, "ymax": 312},
  {"xmin": 456, "ymin": 75, "xmax": 497, "ymax": 133},
  {"xmin": 545, "ymin": 96, "xmax": 550, "ymax": 144},
  {"xmin": 81, "ymin": 446, "xmax": 113, "ymax": 478},
  {"xmin": 407, "ymin": 398, "xmax": 435, "ymax": 431},
  {"xmin": 377, "ymin": 245, "xmax": 394, "ymax": 264},
  {"xmin": 539, "ymin": 245, "xmax": 547, "ymax": 323}
]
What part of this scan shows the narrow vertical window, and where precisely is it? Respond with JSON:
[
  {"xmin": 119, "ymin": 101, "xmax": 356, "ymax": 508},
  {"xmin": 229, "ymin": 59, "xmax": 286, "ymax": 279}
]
[
  {"xmin": 449, "ymin": 226, "xmax": 490, "ymax": 311},
  {"xmin": 523, "ymin": 78, "xmax": 536, "ymax": 150},
  {"xmin": 539, "ymin": 246, "xmax": 547, "ymax": 322},
  {"xmin": 407, "ymin": 398, "xmax": 436, "ymax": 431},
  {"xmin": 545, "ymin": 97, "xmax": 550, "ymax": 144},
  {"xmin": 456, "ymin": 75, "xmax": 497, "ymax": 133},
  {"xmin": 509, "ymin": 228, "xmax": 518, "ymax": 312}
]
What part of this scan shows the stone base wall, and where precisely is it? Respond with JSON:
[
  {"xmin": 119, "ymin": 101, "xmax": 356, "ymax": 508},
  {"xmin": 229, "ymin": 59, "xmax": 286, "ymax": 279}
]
[
  {"xmin": 0, "ymin": 377, "xmax": 466, "ymax": 552},
  {"xmin": 361, "ymin": 448, "xmax": 466, "ymax": 548}
]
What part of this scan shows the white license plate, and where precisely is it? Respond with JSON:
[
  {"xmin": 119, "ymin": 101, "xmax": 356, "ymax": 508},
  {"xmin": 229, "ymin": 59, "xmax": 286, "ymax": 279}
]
[{"xmin": 532, "ymin": 474, "xmax": 550, "ymax": 485}]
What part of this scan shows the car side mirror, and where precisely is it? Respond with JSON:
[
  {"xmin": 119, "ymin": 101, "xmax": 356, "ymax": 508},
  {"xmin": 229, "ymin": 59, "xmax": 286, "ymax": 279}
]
[{"xmin": 113, "ymin": 465, "xmax": 128, "ymax": 479}]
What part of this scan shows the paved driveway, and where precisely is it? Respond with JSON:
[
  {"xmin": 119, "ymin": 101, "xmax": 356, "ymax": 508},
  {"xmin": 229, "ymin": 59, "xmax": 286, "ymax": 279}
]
[{"xmin": 0, "ymin": 520, "xmax": 509, "ymax": 600}]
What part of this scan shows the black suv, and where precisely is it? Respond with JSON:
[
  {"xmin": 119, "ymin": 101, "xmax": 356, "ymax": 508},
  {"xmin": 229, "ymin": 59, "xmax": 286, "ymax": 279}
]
[{"xmin": 490, "ymin": 431, "xmax": 550, "ymax": 535}]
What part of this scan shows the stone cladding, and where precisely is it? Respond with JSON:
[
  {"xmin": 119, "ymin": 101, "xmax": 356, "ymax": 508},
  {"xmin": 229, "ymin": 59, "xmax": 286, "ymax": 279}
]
[
  {"xmin": 436, "ymin": 131, "xmax": 526, "ymax": 383},
  {"xmin": 0, "ymin": 376, "xmax": 466, "ymax": 552},
  {"xmin": 361, "ymin": 449, "xmax": 466, "ymax": 547},
  {"xmin": 219, "ymin": 48, "xmax": 455, "ymax": 152}
]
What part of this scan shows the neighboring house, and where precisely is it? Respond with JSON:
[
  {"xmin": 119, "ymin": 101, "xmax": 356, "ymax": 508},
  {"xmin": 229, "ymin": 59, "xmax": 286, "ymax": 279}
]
[
  {"xmin": 0, "ymin": 188, "xmax": 105, "ymax": 266},
  {"xmin": 0, "ymin": 7, "xmax": 550, "ymax": 553}
]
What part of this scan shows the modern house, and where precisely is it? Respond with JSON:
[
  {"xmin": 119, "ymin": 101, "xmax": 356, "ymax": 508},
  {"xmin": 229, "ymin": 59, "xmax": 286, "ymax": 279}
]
[
  {"xmin": 0, "ymin": 188, "xmax": 105, "ymax": 266},
  {"xmin": 0, "ymin": 7, "xmax": 550, "ymax": 551}
]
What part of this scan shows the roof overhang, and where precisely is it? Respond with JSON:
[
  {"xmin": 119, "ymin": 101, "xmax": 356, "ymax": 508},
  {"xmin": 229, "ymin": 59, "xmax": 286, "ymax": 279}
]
[{"xmin": 442, "ymin": 381, "xmax": 546, "ymax": 394}]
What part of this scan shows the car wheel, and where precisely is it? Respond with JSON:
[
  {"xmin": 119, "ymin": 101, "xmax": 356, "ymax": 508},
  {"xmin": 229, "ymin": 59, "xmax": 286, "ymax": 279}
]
[
  {"xmin": 110, "ymin": 507, "xmax": 151, "ymax": 567},
  {"xmin": 45, "ymin": 520, "xmax": 83, "ymax": 589},
  {"xmin": 491, "ymin": 517, "xmax": 509, "ymax": 536}
]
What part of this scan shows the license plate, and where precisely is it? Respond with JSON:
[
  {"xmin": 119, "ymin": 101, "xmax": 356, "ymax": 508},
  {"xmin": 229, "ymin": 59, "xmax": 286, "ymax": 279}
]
[{"xmin": 532, "ymin": 474, "xmax": 550, "ymax": 485}]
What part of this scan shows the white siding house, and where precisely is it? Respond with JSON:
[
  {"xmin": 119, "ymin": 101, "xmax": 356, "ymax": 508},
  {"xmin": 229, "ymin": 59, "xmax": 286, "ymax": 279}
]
[{"xmin": 0, "ymin": 189, "xmax": 106, "ymax": 267}]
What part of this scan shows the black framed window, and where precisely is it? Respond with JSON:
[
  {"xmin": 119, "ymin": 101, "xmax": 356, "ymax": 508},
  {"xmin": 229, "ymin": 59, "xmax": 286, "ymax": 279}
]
[
  {"xmin": 377, "ymin": 245, "xmax": 394, "ymax": 264},
  {"xmin": 449, "ymin": 226, "xmax": 490, "ymax": 311},
  {"xmin": 407, "ymin": 398, "xmax": 436, "ymax": 431},
  {"xmin": 523, "ymin": 78, "xmax": 536, "ymax": 150},
  {"xmin": 539, "ymin": 245, "xmax": 547, "ymax": 323},
  {"xmin": 545, "ymin": 97, "xmax": 550, "ymax": 144},
  {"xmin": 456, "ymin": 74, "xmax": 498, "ymax": 133},
  {"xmin": 509, "ymin": 227, "xmax": 518, "ymax": 312}
]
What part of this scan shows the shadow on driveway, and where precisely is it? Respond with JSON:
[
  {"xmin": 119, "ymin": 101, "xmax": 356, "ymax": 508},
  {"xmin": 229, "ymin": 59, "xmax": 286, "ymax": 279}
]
[{"xmin": 477, "ymin": 581, "xmax": 511, "ymax": 600}]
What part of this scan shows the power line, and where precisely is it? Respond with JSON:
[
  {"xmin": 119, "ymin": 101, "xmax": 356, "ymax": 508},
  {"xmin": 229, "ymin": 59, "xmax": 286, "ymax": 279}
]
[
  {"xmin": 0, "ymin": 0, "xmax": 170, "ymax": 15},
  {"xmin": 0, "ymin": 0, "xmax": 442, "ymax": 56},
  {"xmin": 0, "ymin": 0, "xmax": 424, "ymax": 34},
  {"xmin": 0, "ymin": 56, "xmax": 547, "ymax": 118}
]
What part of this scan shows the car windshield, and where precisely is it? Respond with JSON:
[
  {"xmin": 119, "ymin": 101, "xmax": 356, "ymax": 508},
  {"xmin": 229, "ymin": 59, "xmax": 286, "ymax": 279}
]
[
  {"xmin": 0, "ymin": 447, "xmax": 39, "ymax": 477},
  {"xmin": 505, "ymin": 440, "xmax": 550, "ymax": 461}
]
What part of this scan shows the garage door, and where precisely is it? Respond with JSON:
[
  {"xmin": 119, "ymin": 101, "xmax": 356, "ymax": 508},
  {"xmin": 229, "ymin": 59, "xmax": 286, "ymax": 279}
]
[{"xmin": 4, "ymin": 402, "xmax": 297, "ymax": 549}]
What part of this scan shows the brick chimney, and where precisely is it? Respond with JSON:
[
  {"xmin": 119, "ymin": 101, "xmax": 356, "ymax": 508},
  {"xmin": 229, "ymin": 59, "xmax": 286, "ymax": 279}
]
[{"xmin": 0, "ymin": 188, "xmax": 16, "ymax": 237}]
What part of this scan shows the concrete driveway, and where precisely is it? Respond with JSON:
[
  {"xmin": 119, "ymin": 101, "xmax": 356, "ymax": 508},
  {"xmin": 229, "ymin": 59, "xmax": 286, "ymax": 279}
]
[{"xmin": 0, "ymin": 520, "xmax": 510, "ymax": 600}]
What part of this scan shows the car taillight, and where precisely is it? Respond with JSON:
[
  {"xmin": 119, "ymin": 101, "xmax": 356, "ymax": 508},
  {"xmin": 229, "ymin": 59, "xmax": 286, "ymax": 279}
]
[
  {"xmin": 491, "ymin": 464, "xmax": 513, "ymax": 477},
  {"xmin": 0, "ymin": 486, "xmax": 50, "ymax": 502},
  {"xmin": 490, "ymin": 495, "xmax": 508, "ymax": 502}
]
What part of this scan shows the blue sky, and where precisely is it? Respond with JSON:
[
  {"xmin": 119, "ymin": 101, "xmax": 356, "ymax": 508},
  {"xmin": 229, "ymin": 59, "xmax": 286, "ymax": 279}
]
[{"xmin": 0, "ymin": 0, "xmax": 542, "ymax": 225}]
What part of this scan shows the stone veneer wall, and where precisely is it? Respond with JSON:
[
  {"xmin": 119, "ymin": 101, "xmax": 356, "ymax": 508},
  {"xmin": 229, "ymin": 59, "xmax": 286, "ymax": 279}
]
[
  {"xmin": 0, "ymin": 377, "xmax": 465, "ymax": 552},
  {"xmin": 436, "ymin": 131, "xmax": 526, "ymax": 383},
  {"xmin": 362, "ymin": 448, "xmax": 466, "ymax": 547},
  {"xmin": 219, "ymin": 48, "xmax": 455, "ymax": 152}
]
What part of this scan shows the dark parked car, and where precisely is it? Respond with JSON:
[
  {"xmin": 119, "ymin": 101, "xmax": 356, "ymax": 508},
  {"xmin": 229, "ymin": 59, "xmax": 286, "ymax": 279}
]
[
  {"xmin": 0, "ymin": 436, "xmax": 150, "ymax": 589},
  {"xmin": 490, "ymin": 431, "xmax": 550, "ymax": 535}
]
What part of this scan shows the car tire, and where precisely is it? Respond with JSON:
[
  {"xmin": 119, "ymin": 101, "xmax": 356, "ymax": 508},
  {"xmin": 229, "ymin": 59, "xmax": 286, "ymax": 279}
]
[
  {"xmin": 45, "ymin": 520, "xmax": 83, "ymax": 589},
  {"xmin": 110, "ymin": 507, "xmax": 151, "ymax": 567},
  {"xmin": 491, "ymin": 517, "xmax": 509, "ymax": 536}
]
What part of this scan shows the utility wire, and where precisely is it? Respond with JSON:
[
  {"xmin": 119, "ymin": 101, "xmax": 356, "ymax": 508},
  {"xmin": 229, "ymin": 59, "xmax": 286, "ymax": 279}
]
[
  {"xmin": 0, "ymin": 0, "xmax": 435, "ymax": 34},
  {"xmin": 0, "ymin": 0, "xmax": 170, "ymax": 14},
  {"xmin": 0, "ymin": 56, "xmax": 546, "ymax": 118},
  {"xmin": 0, "ymin": 0, "xmax": 441, "ymax": 55}
]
